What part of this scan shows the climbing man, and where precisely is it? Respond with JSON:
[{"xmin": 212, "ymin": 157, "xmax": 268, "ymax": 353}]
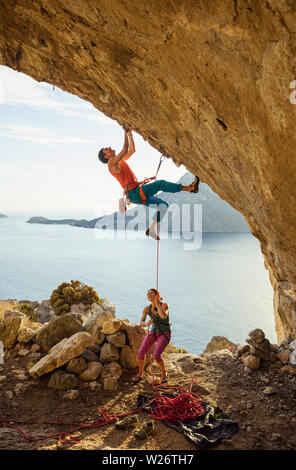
[{"xmin": 98, "ymin": 126, "xmax": 200, "ymax": 240}]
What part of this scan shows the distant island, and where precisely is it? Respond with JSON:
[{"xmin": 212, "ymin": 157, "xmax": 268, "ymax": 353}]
[
  {"xmin": 0, "ymin": 213, "xmax": 7, "ymax": 218},
  {"xmin": 27, "ymin": 172, "xmax": 250, "ymax": 233}
]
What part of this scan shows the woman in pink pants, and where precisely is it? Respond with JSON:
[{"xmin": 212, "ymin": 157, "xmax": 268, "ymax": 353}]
[{"xmin": 132, "ymin": 288, "xmax": 171, "ymax": 384}]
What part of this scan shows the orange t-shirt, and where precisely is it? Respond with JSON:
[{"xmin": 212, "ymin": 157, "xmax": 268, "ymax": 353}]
[{"xmin": 108, "ymin": 160, "xmax": 139, "ymax": 190}]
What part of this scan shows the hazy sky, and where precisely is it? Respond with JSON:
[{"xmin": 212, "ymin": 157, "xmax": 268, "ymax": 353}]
[{"xmin": 0, "ymin": 65, "xmax": 187, "ymax": 217}]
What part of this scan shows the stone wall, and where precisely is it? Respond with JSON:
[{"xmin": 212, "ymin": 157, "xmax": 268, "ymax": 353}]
[{"xmin": 0, "ymin": 301, "xmax": 146, "ymax": 395}]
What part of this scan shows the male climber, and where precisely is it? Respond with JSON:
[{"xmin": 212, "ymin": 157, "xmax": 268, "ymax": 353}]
[{"xmin": 98, "ymin": 126, "xmax": 199, "ymax": 240}]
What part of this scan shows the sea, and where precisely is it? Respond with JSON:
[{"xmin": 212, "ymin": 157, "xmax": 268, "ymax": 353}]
[{"xmin": 0, "ymin": 212, "xmax": 277, "ymax": 355}]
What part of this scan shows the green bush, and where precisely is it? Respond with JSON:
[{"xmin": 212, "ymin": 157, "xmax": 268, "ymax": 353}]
[
  {"xmin": 18, "ymin": 303, "xmax": 37, "ymax": 321},
  {"xmin": 50, "ymin": 280, "xmax": 102, "ymax": 316}
]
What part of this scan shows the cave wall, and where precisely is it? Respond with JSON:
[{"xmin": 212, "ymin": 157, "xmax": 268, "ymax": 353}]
[{"xmin": 1, "ymin": 0, "xmax": 296, "ymax": 341}]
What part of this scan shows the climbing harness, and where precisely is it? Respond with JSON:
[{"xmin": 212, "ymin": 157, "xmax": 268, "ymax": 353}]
[{"xmin": 118, "ymin": 154, "xmax": 166, "ymax": 212}]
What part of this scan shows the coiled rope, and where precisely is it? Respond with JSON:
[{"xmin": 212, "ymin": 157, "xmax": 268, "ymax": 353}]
[{"xmin": 0, "ymin": 377, "xmax": 203, "ymax": 445}]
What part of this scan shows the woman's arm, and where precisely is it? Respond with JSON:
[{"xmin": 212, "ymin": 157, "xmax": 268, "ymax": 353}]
[
  {"xmin": 154, "ymin": 302, "xmax": 169, "ymax": 320},
  {"xmin": 140, "ymin": 306, "xmax": 151, "ymax": 327}
]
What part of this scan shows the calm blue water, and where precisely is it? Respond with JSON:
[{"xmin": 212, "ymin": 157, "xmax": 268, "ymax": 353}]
[{"xmin": 0, "ymin": 214, "xmax": 276, "ymax": 354}]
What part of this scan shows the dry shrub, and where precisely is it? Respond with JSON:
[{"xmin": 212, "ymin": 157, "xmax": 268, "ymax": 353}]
[{"xmin": 50, "ymin": 280, "xmax": 102, "ymax": 316}]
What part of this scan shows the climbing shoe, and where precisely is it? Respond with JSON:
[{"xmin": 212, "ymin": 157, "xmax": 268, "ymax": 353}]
[
  {"xmin": 190, "ymin": 176, "xmax": 200, "ymax": 193},
  {"xmin": 115, "ymin": 415, "xmax": 138, "ymax": 430},
  {"xmin": 145, "ymin": 228, "xmax": 160, "ymax": 241},
  {"xmin": 134, "ymin": 420, "xmax": 155, "ymax": 439}
]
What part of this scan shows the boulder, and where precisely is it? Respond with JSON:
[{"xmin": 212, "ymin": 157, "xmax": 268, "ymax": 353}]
[
  {"xmin": 0, "ymin": 311, "xmax": 23, "ymax": 349},
  {"xmin": 63, "ymin": 389, "xmax": 80, "ymax": 400},
  {"xmin": 235, "ymin": 344, "xmax": 250, "ymax": 358},
  {"xmin": 209, "ymin": 349, "xmax": 233, "ymax": 357},
  {"xmin": 89, "ymin": 381, "xmax": 102, "ymax": 392},
  {"xmin": 35, "ymin": 314, "xmax": 83, "ymax": 353},
  {"xmin": 101, "ymin": 362, "xmax": 123, "ymax": 379},
  {"xmin": 276, "ymin": 349, "xmax": 291, "ymax": 364},
  {"xmin": 250, "ymin": 340, "xmax": 277, "ymax": 363},
  {"xmin": 17, "ymin": 326, "xmax": 36, "ymax": 343},
  {"xmin": 34, "ymin": 300, "xmax": 55, "ymax": 324},
  {"xmin": 202, "ymin": 336, "xmax": 237, "ymax": 356},
  {"xmin": 174, "ymin": 354, "xmax": 205, "ymax": 374},
  {"xmin": 119, "ymin": 345, "xmax": 137, "ymax": 369},
  {"xmin": 289, "ymin": 350, "xmax": 296, "ymax": 367},
  {"xmin": 280, "ymin": 364, "xmax": 296, "ymax": 375},
  {"xmin": 48, "ymin": 370, "xmax": 79, "ymax": 390},
  {"xmin": 17, "ymin": 348, "xmax": 30, "ymax": 357},
  {"xmin": 289, "ymin": 340, "xmax": 296, "ymax": 351},
  {"xmin": 120, "ymin": 321, "xmax": 146, "ymax": 358},
  {"xmin": 103, "ymin": 376, "xmax": 117, "ymax": 391},
  {"xmin": 78, "ymin": 361, "xmax": 103, "ymax": 381},
  {"xmin": 241, "ymin": 354, "xmax": 260, "ymax": 370},
  {"xmin": 66, "ymin": 356, "xmax": 87, "ymax": 375},
  {"xmin": 82, "ymin": 348, "xmax": 99, "ymax": 362},
  {"xmin": 106, "ymin": 331, "xmax": 126, "ymax": 348},
  {"xmin": 86, "ymin": 310, "xmax": 113, "ymax": 330},
  {"xmin": 246, "ymin": 329, "xmax": 265, "ymax": 345},
  {"xmin": 100, "ymin": 298, "xmax": 116, "ymax": 316},
  {"xmin": 99, "ymin": 343, "xmax": 119, "ymax": 363},
  {"xmin": 70, "ymin": 302, "xmax": 102, "ymax": 324},
  {"xmin": 102, "ymin": 320, "xmax": 121, "ymax": 335},
  {"xmin": 83, "ymin": 310, "xmax": 110, "ymax": 343},
  {"xmin": 29, "ymin": 331, "xmax": 93, "ymax": 378},
  {"xmin": 88, "ymin": 343, "xmax": 100, "ymax": 353}
]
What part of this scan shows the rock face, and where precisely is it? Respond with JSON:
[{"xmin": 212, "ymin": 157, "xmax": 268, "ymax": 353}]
[{"xmin": 1, "ymin": 2, "xmax": 296, "ymax": 340}]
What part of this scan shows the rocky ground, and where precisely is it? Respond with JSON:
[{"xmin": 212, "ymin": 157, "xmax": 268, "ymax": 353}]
[{"xmin": 1, "ymin": 349, "xmax": 296, "ymax": 451}]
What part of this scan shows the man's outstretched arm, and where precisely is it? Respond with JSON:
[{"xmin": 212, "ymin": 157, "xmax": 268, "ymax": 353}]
[
  {"xmin": 112, "ymin": 128, "xmax": 135, "ymax": 166},
  {"xmin": 122, "ymin": 131, "xmax": 135, "ymax": 161},
  {"xmin": 119, "ymin": 128, "xmax": 129, "ymax": 157}
]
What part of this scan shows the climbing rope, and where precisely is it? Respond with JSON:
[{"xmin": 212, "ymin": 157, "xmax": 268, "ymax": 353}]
[
  {"xmin": 0, "ymin": 377, "xmax": 203, "ymax": 445},
  {"xmin": 156, "ymin": 193, "xmax": 160, "ymax": 290}
]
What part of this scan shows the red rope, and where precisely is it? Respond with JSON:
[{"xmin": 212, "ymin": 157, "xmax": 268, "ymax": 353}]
[
  {"xmin": 0, "ymin": 378, "xmax": 203, "ymax": 445},
  {"xmin": 156, "ymin": 193, "xmax": 159, "ymax": 290}
]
